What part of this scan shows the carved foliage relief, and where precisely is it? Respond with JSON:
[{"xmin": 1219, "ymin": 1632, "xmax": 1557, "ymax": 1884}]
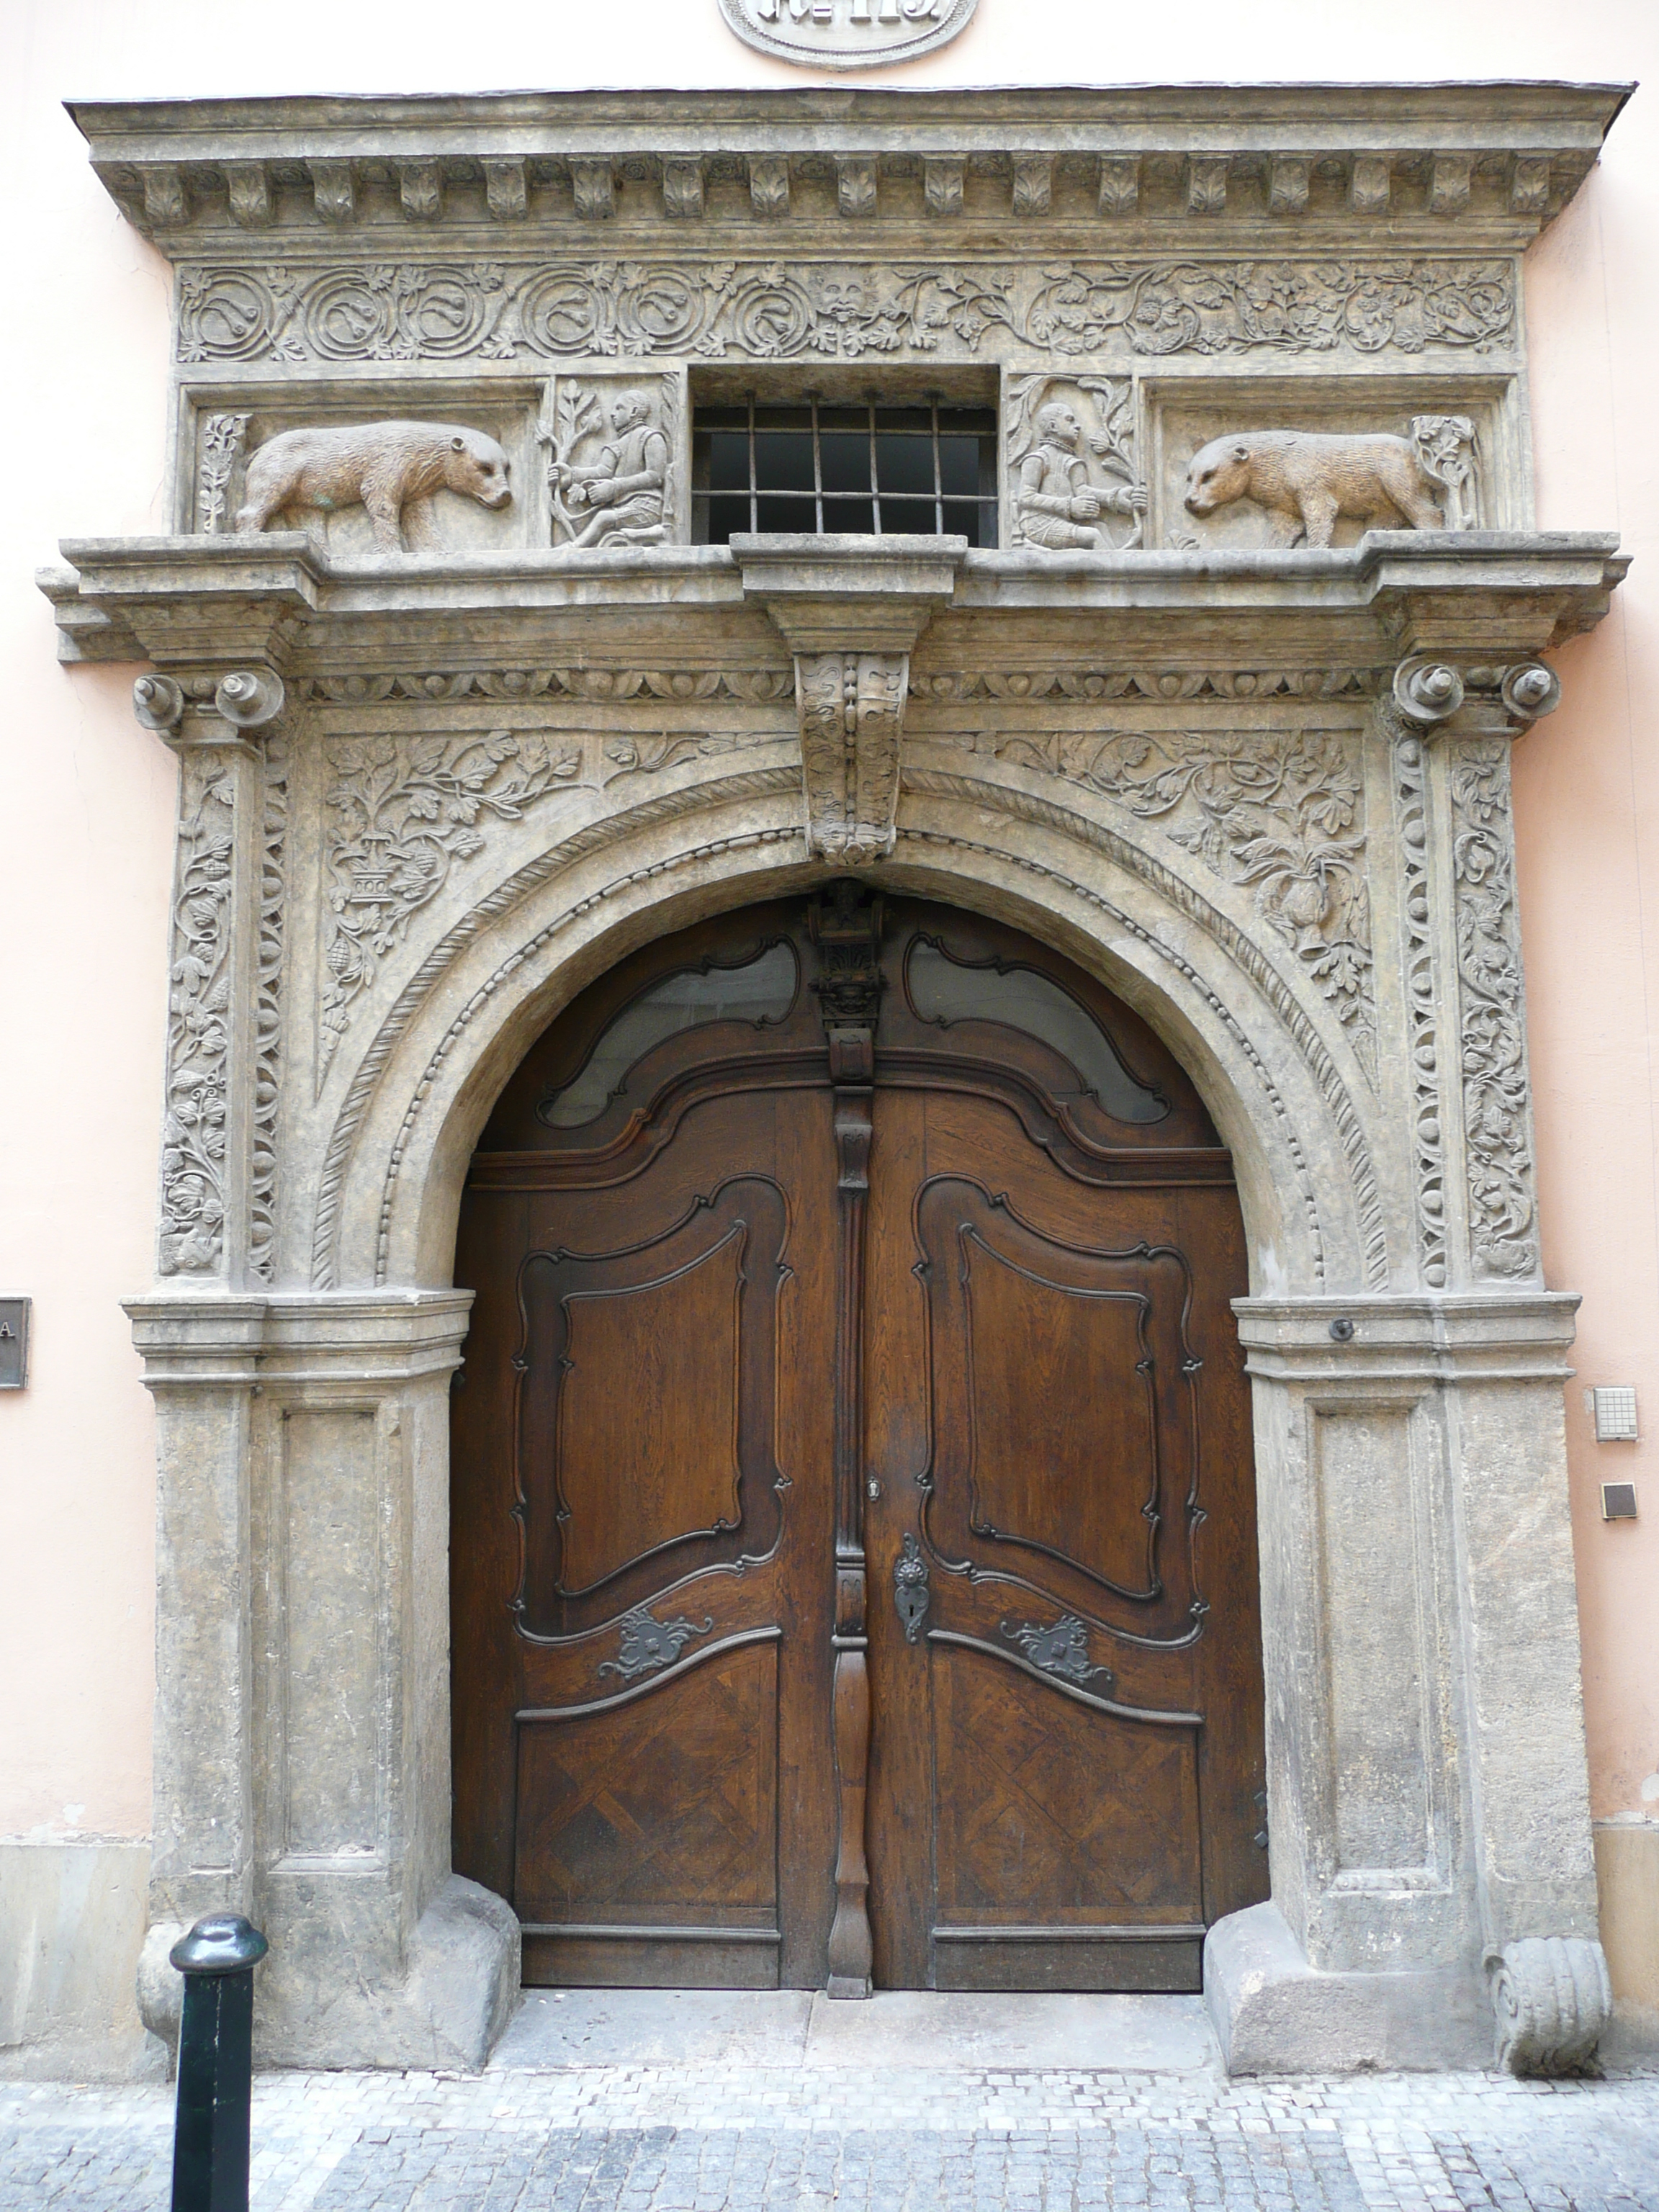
[
  {"xmin": 1391, "ymin": 728, "xmax": 1449, "ymax": 1289},
  {"xmin": 992, "ymin": 728, "xmax": 1375, "ymax": 1073},
  {"xmin": 176, "ymin": 258, "xmax": 1518, "ymax": 367},
  {"xmin": 161, "ymin": 758, "xmax": 237, "ymax": 1274},
  {"xmin": 319, "ymin": 731, "xmax": 580, "ymax": 1085},
  {"xmin": 1449, "ymin": 742, "xmax": 1538, "ymax": 1279}
]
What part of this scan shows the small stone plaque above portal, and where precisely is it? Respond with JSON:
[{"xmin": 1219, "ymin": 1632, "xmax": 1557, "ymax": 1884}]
[{"xmin": 718, "ymin": 0, "xmax": 978, "ymax": 71}]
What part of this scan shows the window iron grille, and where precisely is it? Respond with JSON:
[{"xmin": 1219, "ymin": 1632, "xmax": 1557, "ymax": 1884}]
[{"xmin": 692, "ymin": 397, "xmax": 999, "ymax": 547}]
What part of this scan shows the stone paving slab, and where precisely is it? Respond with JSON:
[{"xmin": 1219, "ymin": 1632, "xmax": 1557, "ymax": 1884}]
[{"xmin": 4, "ymin": 2031, "xmax": 1659, "ymax": 2212}]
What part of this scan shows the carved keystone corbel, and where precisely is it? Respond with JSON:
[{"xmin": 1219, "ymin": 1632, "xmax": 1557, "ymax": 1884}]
[
  {"xmin": 796, "ymin": 655, "xmax": 909, "ymax": 865},
  {"xmin": 734, "ymin": 534, "xmax": 966, "ymax": 868},
  {"xmin": 1488, "ymin": 1936, "xmax": 1612, "ymax": 2076}
]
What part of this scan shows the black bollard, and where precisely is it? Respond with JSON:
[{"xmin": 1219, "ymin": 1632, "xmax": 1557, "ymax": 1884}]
[{"xmin": 168, "ymin": 1914, "xmax": 269, "ymax": 2212}]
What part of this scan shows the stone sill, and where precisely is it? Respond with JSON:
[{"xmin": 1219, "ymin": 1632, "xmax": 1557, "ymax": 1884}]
[{"xmin": 42, "ymin": 530, "xmax": 1629, "ymax": 674}]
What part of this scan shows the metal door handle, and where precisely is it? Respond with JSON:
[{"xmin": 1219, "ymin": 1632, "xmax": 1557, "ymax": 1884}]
[{"xmin": 893, "ymin": 1532, "xmax": 930, "ymax": 1643}]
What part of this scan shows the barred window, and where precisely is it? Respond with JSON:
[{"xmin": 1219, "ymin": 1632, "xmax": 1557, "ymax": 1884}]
[{"xmin": 692, "ymin": 397, "xmax": 999, "ymax": 547}]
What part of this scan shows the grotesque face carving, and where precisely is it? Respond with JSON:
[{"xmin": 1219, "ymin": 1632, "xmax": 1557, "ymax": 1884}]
[{"xmin": 811, "ymin": 269, "xmax": 868, "ymax": 325}]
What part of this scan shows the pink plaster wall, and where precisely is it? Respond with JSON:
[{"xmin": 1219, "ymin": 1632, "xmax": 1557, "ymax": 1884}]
[{"xmin": 1, "ymin": 0, "xmax": 1653, "ymax": 1844}]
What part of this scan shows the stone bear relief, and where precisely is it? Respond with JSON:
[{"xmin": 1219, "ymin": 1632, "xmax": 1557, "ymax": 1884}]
[
  {"xmin": 1177, "ymin": 415, "xmax": 1478, "ymax": 551},
  {"xmin": 539, "ymin": 378, "xmax": 676, "ymax": 554},
  {"xmin": 233, "ymin": 421, "xmax": 513, "ymax": 552},
  {"xmin": 1006, "ymin": 374, "xmax": 1148, "ymax": 552}
]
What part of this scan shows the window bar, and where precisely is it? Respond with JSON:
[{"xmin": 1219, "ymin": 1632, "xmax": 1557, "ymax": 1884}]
[
  {"xmin": 931, "ymin": 395, "xmax": 944, "ymax": 536},
  {"xmin": 811, "ymin": 396, "xmax": 824, "ymax": 536},
  {"xmin": 747, "ymin": 392, "xmax": 757, "ymax": 536}
]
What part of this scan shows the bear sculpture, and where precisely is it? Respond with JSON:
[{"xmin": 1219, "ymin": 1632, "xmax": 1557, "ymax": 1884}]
[
  {"xmin": 235, "ymin": 421, "xmax": 512, "ymax": 552},
  {"xmin": 1182, "ymin": 429, "xmax": 1446, "ymax": 549}
]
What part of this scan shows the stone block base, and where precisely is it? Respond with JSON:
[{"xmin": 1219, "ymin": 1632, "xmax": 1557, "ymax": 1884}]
[
  {"xmin": 139, "ymin": 1876, "xmax": 521, "ymax": 2074},
  {"xmin": 1205, "ymin": 1903, "xmax": 1490, "ymax": 2073}
]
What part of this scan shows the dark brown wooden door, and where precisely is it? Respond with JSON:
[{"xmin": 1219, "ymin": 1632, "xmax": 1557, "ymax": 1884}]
[{"xmin": 452, "ymin": 894, "xmax": 1265, "ymax": 1992}]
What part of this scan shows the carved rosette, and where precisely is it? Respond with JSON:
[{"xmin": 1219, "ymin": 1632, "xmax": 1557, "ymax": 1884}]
[
  {"xmin": 1489, "ymin": 1936, "xmax": 1611, "ymax": 2076},
  {"xmin": 796, "ymin": 653, "xmax": 908, "ymax": 866}
]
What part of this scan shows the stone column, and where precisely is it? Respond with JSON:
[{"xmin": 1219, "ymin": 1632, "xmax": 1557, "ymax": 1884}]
[
  {"xmin": 128, "ymin": 1292, "xmax": 517, "ymax": 2068},
  {"xmin": 1207, "ymin": 661, "xmax": 1611, "ymax": 2077}
]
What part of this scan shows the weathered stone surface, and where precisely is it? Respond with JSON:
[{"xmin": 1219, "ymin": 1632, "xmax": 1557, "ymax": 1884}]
[{"xmin": 17, "ymin": 78, "xmax": 1633, "ymax": 2080}]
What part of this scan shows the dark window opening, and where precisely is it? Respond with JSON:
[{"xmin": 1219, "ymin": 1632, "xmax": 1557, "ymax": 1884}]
[{"xmin": 693, "ymin": 397, "xmax": 999, "ymax": 547}]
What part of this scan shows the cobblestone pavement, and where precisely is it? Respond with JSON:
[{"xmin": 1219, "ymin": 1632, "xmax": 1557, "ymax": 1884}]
[{"xmin": 5, "ymin": 2040, "xmax": 1659, "ymax": 2212}]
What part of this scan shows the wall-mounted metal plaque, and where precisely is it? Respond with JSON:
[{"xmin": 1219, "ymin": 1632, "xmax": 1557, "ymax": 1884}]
[
  {"xmin": 0, "ymin": 1299, "xmax": 30, "ymax": 1389},
  {"xmin": 718, "ymin": 0, "xmax": 978, "ymax": 71}
]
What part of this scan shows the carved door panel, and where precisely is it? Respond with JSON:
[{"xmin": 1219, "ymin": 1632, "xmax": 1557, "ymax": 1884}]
[
  {"xmin": 452, "ymin": 909, "xmax": 842, "ymax": 1988},
  {"xmin": 861, "ymin": 909, "xmax": 1266, "ymax": 1992},
  {"xmin": 452, "ymin": 895, "xmax": 1264, "ymax": 1992}
]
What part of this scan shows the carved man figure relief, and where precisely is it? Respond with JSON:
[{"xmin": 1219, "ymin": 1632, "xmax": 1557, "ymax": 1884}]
[
  {"xmin": 1015, "ymin": 401, "xmax": 1148, "ymax": 552},
  {"xmin": 551, "ymin": 392, "xmax": 670, "ymax": 552}
]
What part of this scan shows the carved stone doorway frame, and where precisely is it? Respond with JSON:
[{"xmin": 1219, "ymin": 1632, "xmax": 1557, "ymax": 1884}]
[{"xmin": 43, "ymin": 81, "xmax": 1632, "ymax": 2075}]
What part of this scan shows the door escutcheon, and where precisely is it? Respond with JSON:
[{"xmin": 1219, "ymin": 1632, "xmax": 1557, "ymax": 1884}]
[{"xmin": 893, "ymin": 1532, "xmax": 930, "ymax": 1643}]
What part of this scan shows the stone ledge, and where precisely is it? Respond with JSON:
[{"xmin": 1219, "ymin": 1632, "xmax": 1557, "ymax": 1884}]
[{"xmin": 44, "ymin": 534, "xmax": 1629, "ymax": 673}]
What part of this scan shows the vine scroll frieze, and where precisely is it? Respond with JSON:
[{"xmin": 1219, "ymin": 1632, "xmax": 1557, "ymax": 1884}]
[
  {"xmin": 979, "ymin": 727, "xmax": 1376, "ymax": 1076},
  {"xmin": 160, "ymin": 758, "xmax": 237, "ymax": 1276},
  {"xmin": 319, "ymin": 730, "xmax": 582, "ymax": 1088},
  {"xmin": 177, "ymin": 256, "xmax": 1517, "ymax": 367}
]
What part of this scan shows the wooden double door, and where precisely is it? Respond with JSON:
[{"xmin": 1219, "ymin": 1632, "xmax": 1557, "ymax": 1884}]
[{"xmin": 452, "ymin": 891, "xmax": 1265, "ymax": 1993}]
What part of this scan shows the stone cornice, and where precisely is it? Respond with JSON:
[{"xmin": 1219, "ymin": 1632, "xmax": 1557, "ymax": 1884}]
[
  {"xmin": 42, "ymin": 531, "xmax": 1629, "ymax": 678},
  {"xmin": 70, "ymin": 82, "xmax": 1629, "ymax": 255}
]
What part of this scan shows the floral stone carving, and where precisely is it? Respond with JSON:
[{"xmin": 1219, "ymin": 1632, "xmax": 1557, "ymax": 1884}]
[
  {"xmin": 1449, "ymin": 742, "xmax": 1538, "ymax": 1279},
  {"xmin": 993, "ymin": 727, "xmax": 1375, "ymax": 1072},
  {"xmin": 177, "ymin": 256, "xmax": 1517, "ymax": 367},
  {"xmin": 160, "ymin": 760, "xmax": 237, "ymax": 1274},
  {"xmin": 1006, "ymin": 377, "xmax": 1146, "ymax": 552},
  {"xmin": 235, "ymin": 421, "xmax": 513, "ymax": 552},
  {"xmin": 319, "ymin": 730, "xmax": 581, "ymax": 1086}
]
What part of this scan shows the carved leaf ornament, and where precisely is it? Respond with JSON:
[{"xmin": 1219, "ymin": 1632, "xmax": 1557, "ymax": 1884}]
[
  {"xmin": 160, "ymin": 770, "xmax": 236, "ymax": 1274},
  {"xmin": 994, "ymin": 729, "xmax": 1375, "ymax": 1072},
  {"xmin": 177, "ymin": 257, "xmax": 1516, "ymax": 367},
  {"xmin": 320, "ymin": 731, "xmax": 580, "ymax": 1084}
]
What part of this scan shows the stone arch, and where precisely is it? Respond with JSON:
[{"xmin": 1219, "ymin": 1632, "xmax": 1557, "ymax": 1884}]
[{"xmin": 309, "ymin": 768, "xmax": 1380, "ymax": 1301}]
